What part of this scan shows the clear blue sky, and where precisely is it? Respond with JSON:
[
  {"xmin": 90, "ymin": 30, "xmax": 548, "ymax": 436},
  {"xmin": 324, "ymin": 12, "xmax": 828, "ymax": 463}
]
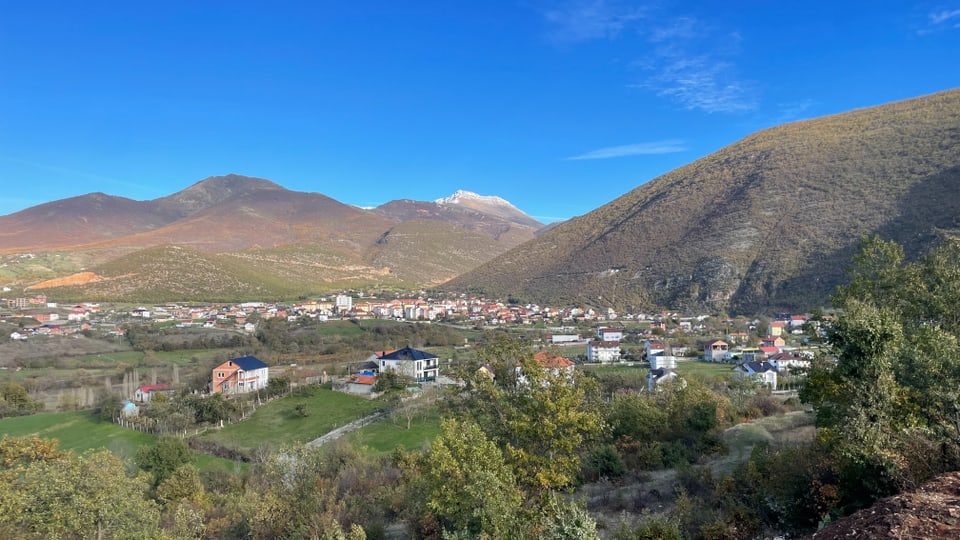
[{"xmin": 1, "ymin": 1, "xmax": 958, "ymax": 223}]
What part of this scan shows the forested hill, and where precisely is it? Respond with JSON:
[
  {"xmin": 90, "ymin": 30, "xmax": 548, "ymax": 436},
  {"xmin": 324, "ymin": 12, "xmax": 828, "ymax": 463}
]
[{"xmin": 446, "ymin": 89, "xmax": 960, "ymax": 314}]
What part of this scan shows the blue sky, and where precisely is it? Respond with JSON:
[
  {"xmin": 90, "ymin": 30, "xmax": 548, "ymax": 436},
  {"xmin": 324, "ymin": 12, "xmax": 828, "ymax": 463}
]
[{"xmin": 1, "ymin": 1, "xmax": 958, "ymax": 223}]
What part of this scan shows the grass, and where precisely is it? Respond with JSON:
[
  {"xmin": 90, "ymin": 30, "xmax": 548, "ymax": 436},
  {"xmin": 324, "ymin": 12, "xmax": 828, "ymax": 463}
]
[
  {"xmin": 674, "ymin": 359, "xmax": 736, "ymax": 379},
  {"xmin": 0, "ymin": 410, "xmax": 243, "ymax": 472},
  {"xmin": 198, "ymin": 386, "xmax": 385, "ymax": 455},
  {"xmin": 348, "ymin": 407, "xmax": 443, "ymax": 455}
]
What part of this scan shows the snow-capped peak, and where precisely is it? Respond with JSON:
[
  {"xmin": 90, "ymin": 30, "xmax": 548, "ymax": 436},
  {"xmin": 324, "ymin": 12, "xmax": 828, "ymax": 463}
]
[{"xmin": 435, "ymin": 190, "xmax": 514, "ymax": 208}]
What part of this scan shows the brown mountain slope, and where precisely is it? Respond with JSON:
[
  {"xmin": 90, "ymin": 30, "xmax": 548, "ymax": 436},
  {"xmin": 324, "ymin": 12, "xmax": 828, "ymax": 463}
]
[
  {"xmin": 2, "ymin": 174, "xmax": 545, "ymax": 299},
  {"xmin": 445, "ymin": 89, "xmax": 960, "ymax": 314},
  {"xmin": 374, "ymin": 193, "xmax": 541, "ymax": 246},
  {"xmin": 0, "ymin": 193, "xmax": 175, "ymax": 253},
  {"xmin": 366, "ymin": 219, "xmax": 513, "ymax": 285},
  {"xmin": 81, "ymin": 186, "xmax": 394, "ymax": 254}
]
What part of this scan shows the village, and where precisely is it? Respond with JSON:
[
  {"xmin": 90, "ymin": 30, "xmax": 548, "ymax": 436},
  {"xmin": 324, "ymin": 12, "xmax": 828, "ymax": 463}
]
[{"xmin": 1, "ymin": 289, "xmax": 824, "ymax": 414}]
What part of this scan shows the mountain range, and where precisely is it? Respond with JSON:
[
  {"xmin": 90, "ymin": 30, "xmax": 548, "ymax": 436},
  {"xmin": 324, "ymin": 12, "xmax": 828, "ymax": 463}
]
[
  {"xmin": 0, "ymin": 177, "xmax": 542, "ymax": 301},
  {"xmin": 2, "ymin": 88, "xmax": 959, "ymax": 312}
]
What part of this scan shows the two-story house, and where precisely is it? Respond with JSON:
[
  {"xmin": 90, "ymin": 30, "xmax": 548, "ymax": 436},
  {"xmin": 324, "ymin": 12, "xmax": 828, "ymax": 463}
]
[
  {"xmin": 212, "ymin": 356, "xmax": 270, "ymax": 395},
  {"xmin": 703, "ymin": 339, "xmax": 730, "ymax": 362},
  {"xmin": 587, "ymin": 340, "xmax": 622, "ymax": 363},
  {"xmin": 377, "ymin": 346, "xmax": 441, "ymax": 382}
]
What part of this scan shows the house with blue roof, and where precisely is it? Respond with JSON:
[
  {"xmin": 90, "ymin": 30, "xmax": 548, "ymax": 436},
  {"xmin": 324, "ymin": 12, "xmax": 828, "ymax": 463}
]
[
  {"xmin": 376, "ymin": 346, "xmax": 440, "ymax": 382},
  {"xmin": 212, "ymin": 355, "xmax": 270, "ymax": 394}
]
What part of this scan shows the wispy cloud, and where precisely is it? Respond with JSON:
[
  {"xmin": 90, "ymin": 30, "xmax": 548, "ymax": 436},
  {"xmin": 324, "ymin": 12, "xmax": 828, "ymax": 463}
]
[
  {"xmin": 566, "ymin": 139, "xmax": 688, "ymax": 160},
  {"xmin": 930, "ymin": 9, "xmax": 960, "ymax": 25},
  {"xmin": 534, "ymin": 4, "xmax": 757, "ymax": 113},
  {"xmin": 918, "ymin": 8, "xmax": 960, "ymax": 34},
  {"xmin": 635, "ymin": 18, "xmax": 757, "ymax": 113},
  {"xmin": 539, "ymin": 0, "xmax": 647, "ymax": 43}
]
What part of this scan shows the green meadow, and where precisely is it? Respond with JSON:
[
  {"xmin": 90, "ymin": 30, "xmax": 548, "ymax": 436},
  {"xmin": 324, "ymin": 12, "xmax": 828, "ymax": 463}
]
[
  {"xmin": 0, "ymin": 410, "xmax": 243, "ymax": 472},
  {"xmin": 197, "ymin": 386, "xmax": 386, "ymax": 455}
]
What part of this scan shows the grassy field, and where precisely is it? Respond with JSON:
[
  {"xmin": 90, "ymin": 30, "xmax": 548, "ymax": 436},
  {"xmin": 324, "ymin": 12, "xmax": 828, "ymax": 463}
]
[
  {"xmin": 198, "ymin": 386, "xmax": 385, "ymax": 455},
  {"xmin": 0, "ymin": 410, "xmax": 243, "ymax": 472},
  {"xmin": 348, "ymin": 407, "xmax": 443, "ymax": 455},
  {"xmin": 674, "ymin": 359, "xmax": 736, "ymax": 379}
]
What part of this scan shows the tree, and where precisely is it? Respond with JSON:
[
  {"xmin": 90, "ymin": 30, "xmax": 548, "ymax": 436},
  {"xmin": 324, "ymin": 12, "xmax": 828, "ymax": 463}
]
[
  {"xmin": 136, "ymin": 435, "xmax": 193, "ymax": 487},
  {"xmin": 156, "ymin": 464, "xmax": 204, "ymax": 505},
  {"xmin": 0, "ymin": 439, "xmax": 160, "ymax": 539},
  {"xmin": 415, "ymin": 419, "xmax": 523, "ymax": 537},
  {"xmin": 458, "ymin": 335, "xmax": 605, "ymax": 494},
  {"xmin": 802, "ymin": 237, "xmax": 960, "ymax": 511}
]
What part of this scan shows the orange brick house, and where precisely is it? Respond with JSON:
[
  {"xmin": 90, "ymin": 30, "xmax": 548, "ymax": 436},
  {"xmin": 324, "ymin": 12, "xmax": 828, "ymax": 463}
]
[{"xmin": 211, "ymin": 356, "xmax": 269, "ymax": 395}]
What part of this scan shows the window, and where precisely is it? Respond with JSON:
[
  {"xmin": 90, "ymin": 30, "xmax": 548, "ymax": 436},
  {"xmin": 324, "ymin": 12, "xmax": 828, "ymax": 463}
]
[{"xmin": 218, "ymin": 372, "xmax": 224, "ymax": 378}]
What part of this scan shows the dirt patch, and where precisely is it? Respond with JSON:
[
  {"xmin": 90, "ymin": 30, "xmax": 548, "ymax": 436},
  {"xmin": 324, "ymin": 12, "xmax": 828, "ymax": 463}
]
[
  {"xmin": 27, "ymin": 271, "xmax": 101, "ymax": 289},
  {"xmin": 806, "ymin": 472, "xmax": 960, "ymax": 540}
]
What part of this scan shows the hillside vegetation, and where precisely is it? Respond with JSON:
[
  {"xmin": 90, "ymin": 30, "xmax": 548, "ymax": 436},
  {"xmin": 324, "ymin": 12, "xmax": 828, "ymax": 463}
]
[
  {"xmin": 1, "ymin": 175, "xmax": 541, "ymax": 301},
  {"xmin": 447, "ymin": 89, "xmax": 960, "ymax": 313}
]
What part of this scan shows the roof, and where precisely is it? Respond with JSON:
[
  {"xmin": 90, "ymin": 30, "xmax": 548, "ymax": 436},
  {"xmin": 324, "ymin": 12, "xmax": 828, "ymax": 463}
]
[
  {"xmin": 649, "ymin": 368, "xmax": 677, "ymax": 383},
  {"xmin": 378, "ymin": 346, "xmax": 438, "ymax": 361},
  {"xmin": 357, "ymin": 360, "xmax": 379, "ymax": 371},
  {"xmin": 534, "ymin": 350, "xmax": 575, "ymax": 368},
  {"xmin": 137, "ymin": 384, "xmax": 172, "ymax": 393},
  {"xmin": 230, "ymin": 355, "xmax": 269, "ymax": 370},
  {"xmin": 745, "ymin": 361, "xmax": 776, "ymax": 373},
  {"xmin": 759, "ymin": 346, "xmax": 780, "ymax": 353},
  {"xmin": 348, "ymin": 375, "xmax": 377, "ymax": 385},
  {"xmin": 590, "ymin": 340, "xmax": 621, "ymax": 348},
  {"xmin": 705, "ymin": 339, "xmax": 729, "ymax": 346}
]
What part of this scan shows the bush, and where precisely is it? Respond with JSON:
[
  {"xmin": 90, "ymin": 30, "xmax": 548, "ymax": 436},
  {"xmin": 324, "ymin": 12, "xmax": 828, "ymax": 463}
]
[{"xmin": 584, "ymin": 444, "xmax": 626, "ymax": 481}]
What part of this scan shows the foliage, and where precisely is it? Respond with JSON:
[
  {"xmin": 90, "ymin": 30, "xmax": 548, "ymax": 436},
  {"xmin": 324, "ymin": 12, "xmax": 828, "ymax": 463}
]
[
  {"xmin": 0, "ymin": 381, "xmax": 44, "ymax": 418},
  {"xmin": 136, "ymin": 435, "xmax": 193, "ymax": 487},
  {"xmin": 182, "ymin": 393, "xmax": 240, "ymax": 425},
  {"xmin": 457, "ymin": 335, "xmax": 606, "ymax": 493},
  {"xmin": 0, "ymin": 437, "xmax": 161, "ymax": 539},
  {"xmin": 413, "ymin": 419, "xmax": 523, "ymax": 537},
  {"xmin": 608, "ymin": 380, "xmax": 729, "ymax": 471},
  {"xmin": 372, "ymin": 369, "xmax": 411, "ymax": 393},
  {"xmin": 801, "ymin": 237, "xmax": 960, "ymax": 514}
]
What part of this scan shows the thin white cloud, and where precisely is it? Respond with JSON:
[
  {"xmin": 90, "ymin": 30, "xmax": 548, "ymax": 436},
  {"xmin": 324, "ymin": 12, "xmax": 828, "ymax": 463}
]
[
  {"xmin": 566, "ymin": 140, "xmax": 688, "ymax": 160},
  {"xmin": 648, "ymin": 16, "xmax": 699, "ymax": 43},
  {"xmin": 534, "ymin": 4, "xmax": 757, "ymax": 113},
  {"xmin": 918, "ymin": 8, "xmax": 960, "ymax": 34},
  {"xmin": 637, "ymin": 51, "xmax": 758, "ymax": 113},
  {"xmin": 930, "ymin": 9, "xmax": 960, "ymax": 25},
  {"xmin": 539, "ymin": 0, "xmax": 647, "ymax": 43}
]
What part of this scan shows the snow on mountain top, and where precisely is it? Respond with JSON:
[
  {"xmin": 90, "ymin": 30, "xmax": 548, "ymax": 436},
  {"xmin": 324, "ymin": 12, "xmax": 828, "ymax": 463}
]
[{"xmin": 435, "ymin": 190, "xmax": 515, "ymax": 208}]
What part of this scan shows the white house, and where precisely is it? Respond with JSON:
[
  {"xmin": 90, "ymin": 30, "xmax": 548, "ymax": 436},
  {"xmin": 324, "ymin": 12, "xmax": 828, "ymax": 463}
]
[
  {"xmin": 650, "ymin": 355, "xmax": 677, "ymax": 370},
  {"xmin": 735, "ymin": 361, "xmax": 778, "ymax": 389},
  {"xmin": 703, "ymin": 340, "xmax": 730, "ymax": 362},
  {"xmin": 596, "ymin": 327, "xmax": 624, "ymax": 342},
  {"xmin": 134, "ymin": 383, "xmax": 174, "ymax": 403},
  {"xmin": 377, "ymin": 347, "xmax": 441, "ymax": 382},
  {"xmin": 647, "ymin": 368, "xmax": 681, "ymax": 392},
  {"xmin": 645, "ymin": 340, "xmax": 665, "ymax": 358},
  {"xmin": 766, "ymin": 352, "xmax": 811, "ymax": 373},
  {"xmin": 587, "ymin": 340, "xmax": 622, "ymax": 363},
  {"xmin": 548, "ymin": 334, "xmax": 581, "ymax": 345}
]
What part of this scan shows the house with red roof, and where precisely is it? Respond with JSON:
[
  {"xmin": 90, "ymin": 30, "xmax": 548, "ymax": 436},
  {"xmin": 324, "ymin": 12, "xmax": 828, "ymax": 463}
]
[{"xmin": 134, "ymin": 383, "xmax": 174, "ymax": 403}]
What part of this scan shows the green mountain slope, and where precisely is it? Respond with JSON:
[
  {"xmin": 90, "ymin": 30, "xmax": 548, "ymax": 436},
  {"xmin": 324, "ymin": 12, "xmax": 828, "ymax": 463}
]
[{"xmin": 446, "ymin": 89, "xmax": 960, "ymax": 314}]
